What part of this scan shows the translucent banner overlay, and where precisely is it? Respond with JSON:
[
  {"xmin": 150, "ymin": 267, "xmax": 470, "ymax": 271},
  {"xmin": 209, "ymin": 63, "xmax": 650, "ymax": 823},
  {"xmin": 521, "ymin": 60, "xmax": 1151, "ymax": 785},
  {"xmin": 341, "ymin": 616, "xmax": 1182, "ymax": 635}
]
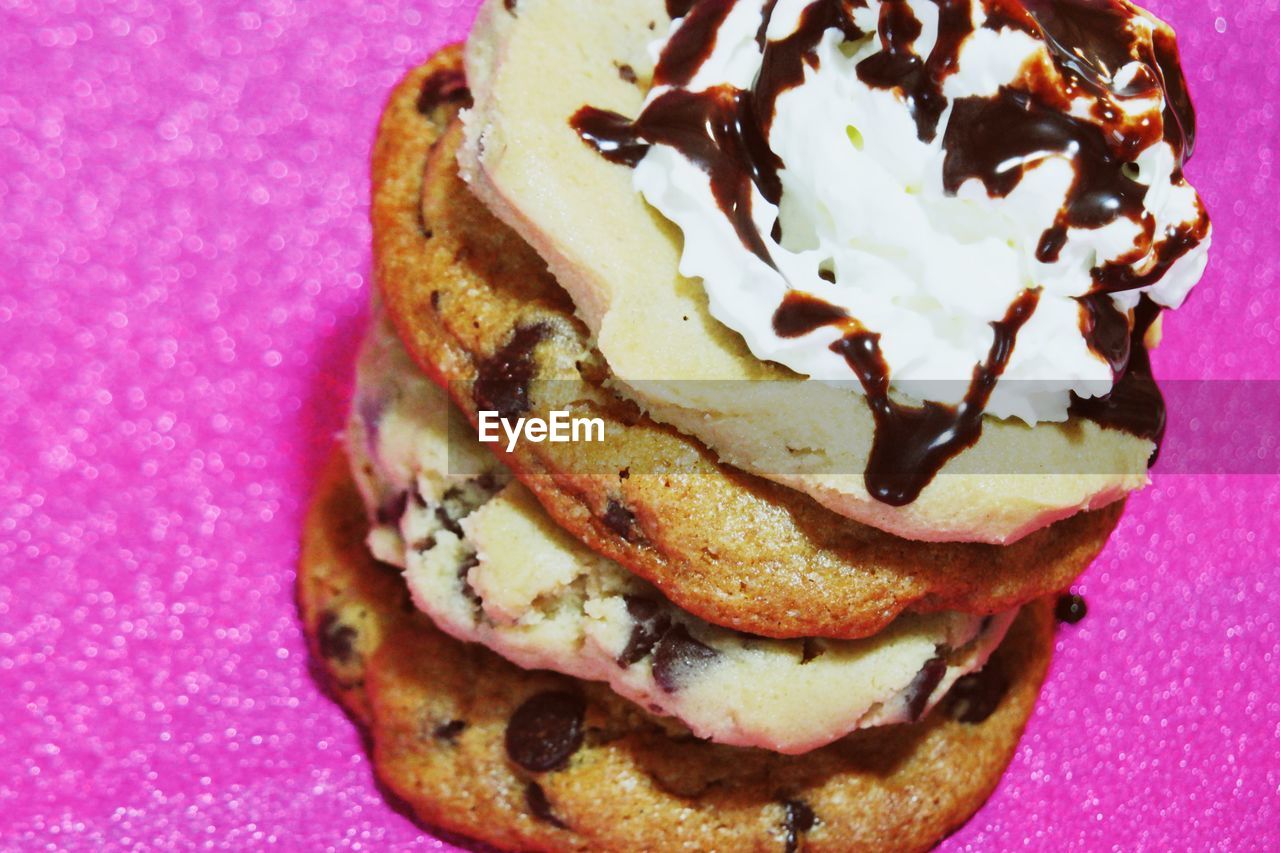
[{"xmin": 447, "ymin": 380, "xmax": 1280, "ymax": 477}]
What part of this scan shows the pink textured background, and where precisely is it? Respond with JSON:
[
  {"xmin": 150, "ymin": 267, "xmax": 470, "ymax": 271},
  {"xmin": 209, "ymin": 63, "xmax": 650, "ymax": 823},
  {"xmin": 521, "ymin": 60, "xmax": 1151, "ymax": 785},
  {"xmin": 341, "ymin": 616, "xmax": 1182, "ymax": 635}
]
[{"xmin": 1, "ymin": 0, "xmax": 1277, "ymax": 848}]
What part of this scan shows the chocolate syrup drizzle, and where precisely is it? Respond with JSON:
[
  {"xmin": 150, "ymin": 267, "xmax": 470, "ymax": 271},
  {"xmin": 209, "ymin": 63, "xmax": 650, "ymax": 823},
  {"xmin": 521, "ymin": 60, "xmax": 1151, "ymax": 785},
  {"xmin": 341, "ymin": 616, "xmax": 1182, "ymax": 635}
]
[
  {"xmin": 569, "ymin": 0, "xmax": 1205, "ymax": 504},
  {"xmin": 773, "ymin": 288, "xmax": 1041, "ymax": 504}
]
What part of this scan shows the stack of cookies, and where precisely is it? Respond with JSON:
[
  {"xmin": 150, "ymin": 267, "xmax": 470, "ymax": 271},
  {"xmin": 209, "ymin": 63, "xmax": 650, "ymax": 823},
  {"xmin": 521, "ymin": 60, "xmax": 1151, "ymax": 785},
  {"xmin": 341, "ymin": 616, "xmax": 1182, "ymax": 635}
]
[{"xmin": 300, "ymin": 0, "xmax": 1208, "ymax": 847}]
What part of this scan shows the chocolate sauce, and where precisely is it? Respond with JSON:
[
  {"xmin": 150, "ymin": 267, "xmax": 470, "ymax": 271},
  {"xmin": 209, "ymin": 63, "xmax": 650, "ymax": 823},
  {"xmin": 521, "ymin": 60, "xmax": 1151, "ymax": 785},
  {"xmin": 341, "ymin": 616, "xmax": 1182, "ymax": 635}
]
[
  {"xmin": 572, "ymin": 87, "xmax": 781, "ymax": 264},
  {"xmin": 856, "ymin": 0, "xmax": 973, "ymax": 142},
  {"xmin": 1069, "ymin": 295, "xmax": 1165, "ymax": 449},
  {"xmin": 753, "ymin": 0, "xmax": 863, "ymax": 137},
  {"xmin": 851, "ymin": 290, "xmax": 1041, "ymax": 504},
  {"xmin": 772, "ymin": 288, "xmax": 1042, "ymax": 504},
  {"xmin": 1092, "ymin": 209, "xmax": 1210, "ymax": 294},
  {"xmin": 667, "ymin": 0, "xmax": 699, "ymax": 18},
  {"xmin": 656, "ymin": 0, "xmax": 737, "ymax": 87},
  {"xmin": 570, "ymin": 0, "xmax": 1203, "ymax": 504},
  {"xmin": 1152, "ymin": 27, "xmax": 1196, "ymax": 167},
  {"xmin": 990, "ymin": 0, "xmax": 1197, "ymax": 163},
  {"xmin": 943, "ymin": 87, "xmax": 1150, "ymax": 263},
  {"xmin": 1023, "ymin": 0, "xmax": 1150, "ymax": 94},
  {"xmin": 771, "ymin": 290, "xmax": 849, "ymax": 338},
  {"xmin": 1076, "ymin": 292, "xmax": 1131, "ymax": 378}
]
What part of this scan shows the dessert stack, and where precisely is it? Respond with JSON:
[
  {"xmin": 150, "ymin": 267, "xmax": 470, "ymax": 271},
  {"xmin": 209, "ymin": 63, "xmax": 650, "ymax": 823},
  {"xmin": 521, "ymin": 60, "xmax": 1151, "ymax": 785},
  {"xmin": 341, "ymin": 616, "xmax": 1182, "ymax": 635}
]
[{"xmin": 300, "ymin": 1, "xmax": 1209, "ymax": 849}]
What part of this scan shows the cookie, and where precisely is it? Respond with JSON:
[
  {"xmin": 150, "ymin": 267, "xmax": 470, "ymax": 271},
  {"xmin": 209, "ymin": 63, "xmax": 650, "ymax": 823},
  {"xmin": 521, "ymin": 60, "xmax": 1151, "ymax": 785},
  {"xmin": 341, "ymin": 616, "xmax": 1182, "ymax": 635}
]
[
  {"xmin": 459, "ymin": 0, "xmax": 1153, "ymax": 544},
  {"xmin": 299, "ymin": 451, "xmax": 1057, "ymax": 851},
  {"xmin": 371, "ymin": 49, "xmax": 1123, "ymax": 640},
  {"xmin": 347, "ymin": 316, "xmax": 1018, "ymax": 753},
  {"xmin": 296, "ymin": 449, "xmax": 417, "ymax": 724}
]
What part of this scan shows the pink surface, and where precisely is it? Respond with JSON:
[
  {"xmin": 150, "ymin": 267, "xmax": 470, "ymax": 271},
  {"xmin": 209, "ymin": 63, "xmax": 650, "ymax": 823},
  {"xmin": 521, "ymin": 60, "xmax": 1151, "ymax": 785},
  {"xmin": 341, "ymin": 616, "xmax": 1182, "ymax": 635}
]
[{"xmin": 1, "ymin": 0, "xmax": 1277, "ymax": 849}]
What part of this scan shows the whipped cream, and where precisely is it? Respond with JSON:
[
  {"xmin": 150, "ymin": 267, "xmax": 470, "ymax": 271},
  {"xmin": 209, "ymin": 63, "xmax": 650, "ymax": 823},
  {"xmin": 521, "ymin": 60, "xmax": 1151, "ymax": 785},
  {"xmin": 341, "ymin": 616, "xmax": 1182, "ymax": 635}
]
[{"xmin": 630, "ymin": 0, "xmax": 1210, "ymax": 423}]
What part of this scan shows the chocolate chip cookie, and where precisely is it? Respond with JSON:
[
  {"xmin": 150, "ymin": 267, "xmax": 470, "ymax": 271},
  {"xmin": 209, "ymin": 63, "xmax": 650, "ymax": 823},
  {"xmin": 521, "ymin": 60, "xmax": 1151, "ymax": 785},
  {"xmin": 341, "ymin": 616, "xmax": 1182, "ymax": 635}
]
[
  {"xmin": 372, "ymin": 48, "xmax": 1123, "ymax": 640},
  {"xmin": 300, "ymin": 446, "xmax": 1056, "ymax": 851}
]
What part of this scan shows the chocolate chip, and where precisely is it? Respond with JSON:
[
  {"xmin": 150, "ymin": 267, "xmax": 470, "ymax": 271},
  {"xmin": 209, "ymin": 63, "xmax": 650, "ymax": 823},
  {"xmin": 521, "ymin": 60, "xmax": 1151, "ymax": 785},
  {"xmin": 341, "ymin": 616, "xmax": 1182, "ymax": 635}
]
[
  {"xmin": 618, "ymin": 467, "xmax": 630, "ymax": 480},
  {"xmin": 458, "ymin": 552, "xmax": 481, "ymax": 612},
  {"xmin": 617, "ymin": 596, "xmax": 672, "ymax": 666},
  {"xmin": 602, "ymin": 499, "xmax": 639, "ymax": 542},
  {"xmin": 524, "ymin": 781, "xmax": 567, "ymax": 828},
  {"xmin": 429, "ymin": 289, "xmax": 440, "ymax": 309},
  {"xmin": 1055, "ymin": 592, "xmax": 1088, "ymax": 624},
  {"xmin": 375, "ymin": 491, "xmax": 408, "ymax": 526},
  {"xmin": 432, "ymin": 719, "xmax": 467, "ymax": 742},
  {"xmin": 415, "ymin": 67, "xmax": 471, "ymax": 115},
  {"xmin": 317, "ymin": 612, "xmax": 357, "ymax": 664},
  {"xmin": 503, "ymin": 0, "xmax": 519, "ymax": 13},
  {"xmin": 505, "ymin": 691, "xmax": 586, "ymax": 773},
  {"xmin": 434, "ymin": 505, "xmax": 463, "ymax": 538},
  {"xmin": 800, "ymin": 638, "xmax": 824, "ymax": 664},
  {"xmin": 473, "ymin": 323, "xmax": 548, "ymax": 421},
  {"xmin": 946, "ymin": 664, "xmax": 1010, "ymax": 724},
  {"xmin": 476, "ymin": 470, "xmax": 500, "ymax": 494},
  {"xmin": 782, "ymin": 799, "xmax": 816, "ymax": 853},
  {"xmin": 906, "ymin": 656, "xmax": 948, "ymax": 721},
  {"xmin": 616, "ymin": 63, "xmax": 637, "ymax": 84},
  {"xmin": 653, "ymin": 625, "xmax": 718, "ymax": 692}
]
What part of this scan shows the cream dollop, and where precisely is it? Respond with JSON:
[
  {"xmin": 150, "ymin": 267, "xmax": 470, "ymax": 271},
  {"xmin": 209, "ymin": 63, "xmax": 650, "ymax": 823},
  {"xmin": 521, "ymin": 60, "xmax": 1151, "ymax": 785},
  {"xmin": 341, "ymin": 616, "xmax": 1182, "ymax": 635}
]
[{"xmin": 633, "ymin": 0, "xmax": 1210, "ymax": 423}]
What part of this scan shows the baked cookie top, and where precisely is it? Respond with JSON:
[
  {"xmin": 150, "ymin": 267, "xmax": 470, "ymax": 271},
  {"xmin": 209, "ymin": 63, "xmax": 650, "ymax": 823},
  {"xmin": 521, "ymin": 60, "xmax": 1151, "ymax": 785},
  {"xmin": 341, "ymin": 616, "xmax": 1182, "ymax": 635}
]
[{"xmin": 460, "ymin": 0, "xmax": 1160, "ymax": 544}]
